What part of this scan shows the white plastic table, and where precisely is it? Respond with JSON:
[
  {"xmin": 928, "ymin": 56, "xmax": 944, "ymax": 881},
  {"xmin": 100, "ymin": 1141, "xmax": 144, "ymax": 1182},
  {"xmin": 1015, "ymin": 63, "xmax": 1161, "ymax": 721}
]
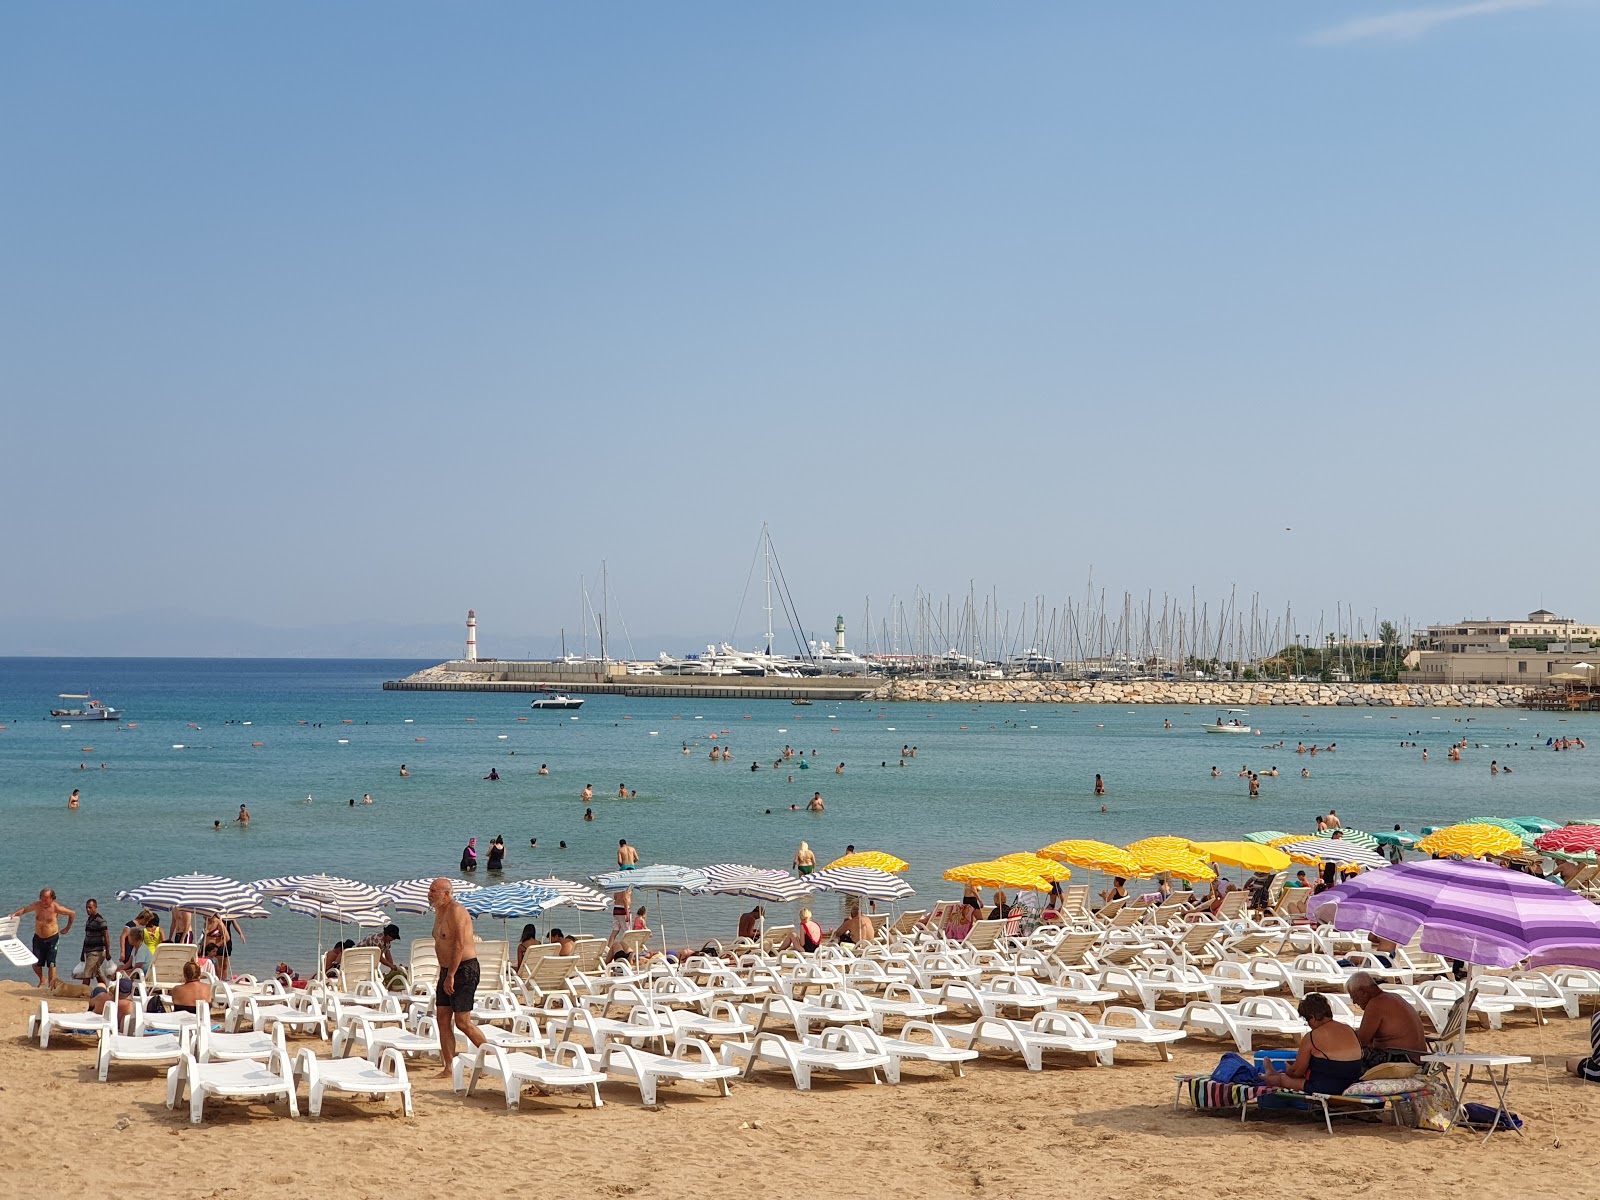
[{"xmin": 1421, "ymin": 1052, "xmax": 1532, "ymax": 1142}]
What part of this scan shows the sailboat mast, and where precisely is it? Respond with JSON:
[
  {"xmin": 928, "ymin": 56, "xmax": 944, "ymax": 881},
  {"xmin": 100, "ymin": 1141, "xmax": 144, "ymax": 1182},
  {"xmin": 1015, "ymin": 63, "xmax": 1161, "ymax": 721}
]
[
  {"xmin": 600, "ymin": 561, "xmax": 608, "ymax": 665},
  {"xmin": 763, "ymin": 523, "xmax": 774, "ymax": 655}
]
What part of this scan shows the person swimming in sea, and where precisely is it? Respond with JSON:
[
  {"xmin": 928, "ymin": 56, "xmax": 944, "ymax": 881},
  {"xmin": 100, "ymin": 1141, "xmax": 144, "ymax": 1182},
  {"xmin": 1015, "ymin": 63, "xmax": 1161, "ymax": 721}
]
[
  {"xmin": 484, "ymin": 768, "xmax": 500, "ymax": 781},
  {"xmin": 399, "ymin": 764, "xmax": 409, "ymax": 777},
  {"xmin": 538, "ymin": 763, "xmax": 549, "ymax": 775},
  {"xmin": 584, "ymin": 808, "xmax": 594, "ymax": 821}
]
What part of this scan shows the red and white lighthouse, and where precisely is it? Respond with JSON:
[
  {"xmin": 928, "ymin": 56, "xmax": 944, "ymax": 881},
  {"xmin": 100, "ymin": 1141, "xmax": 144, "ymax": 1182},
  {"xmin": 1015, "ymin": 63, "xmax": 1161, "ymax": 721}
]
[{"xmin": 465, "ymin": 610, "xmax": 478, "ymax": 662}]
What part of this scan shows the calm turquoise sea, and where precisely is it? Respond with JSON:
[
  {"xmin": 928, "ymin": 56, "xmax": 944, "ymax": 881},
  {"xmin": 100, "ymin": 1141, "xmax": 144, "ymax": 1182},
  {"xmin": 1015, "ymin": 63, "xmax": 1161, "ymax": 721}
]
[{"xmin": 4, "ymin": 658, "xmax": 1597, "ymax": 974}]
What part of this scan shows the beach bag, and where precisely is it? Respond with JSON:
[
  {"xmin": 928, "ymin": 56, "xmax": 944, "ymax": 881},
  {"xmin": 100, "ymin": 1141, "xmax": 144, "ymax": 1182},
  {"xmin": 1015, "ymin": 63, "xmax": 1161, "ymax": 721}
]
[
  {"xmin": 1391, "ymin": 1085, "xmax": 1452, "ymax": 1131},
  {"xmin": 1211, "ymin": 1052, "xmax": 1262, "ymax": 1085}
]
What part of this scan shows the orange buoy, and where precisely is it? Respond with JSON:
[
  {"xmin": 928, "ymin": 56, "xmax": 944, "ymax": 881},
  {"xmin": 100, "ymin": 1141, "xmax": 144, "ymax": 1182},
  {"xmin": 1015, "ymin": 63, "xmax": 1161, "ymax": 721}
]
[
  {"xmin": 415, "ymin": 737, "xmax": 426, "ymax": 742},
  {"xmin": 81, "ymin": 747, "xmax": 94, "ymax": 752},
  {"xmin": 342, "ymin": 719, "xmax": 353, "ymax": 724},
  {"xmin": 251, "ymin": 742, "xmax": 263, "ymax": 747},
  {"xmin": 465, "ymin": 718, "xmax": 475, "ymax": 722},
  {"xmin": 517, "ymin": 717, "xmax": 527, "ymax": 722}
]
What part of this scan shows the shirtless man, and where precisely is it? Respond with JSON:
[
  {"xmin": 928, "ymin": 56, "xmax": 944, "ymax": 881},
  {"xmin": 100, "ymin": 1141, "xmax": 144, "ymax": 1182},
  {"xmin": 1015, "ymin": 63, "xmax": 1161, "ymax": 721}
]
[
  {"xmin": 235, "ymin": 804, "xmax": 250, "ymax": 826},
  {"xmin": 831, "ymin": 901, "xmax": 874, "ymax": 945},
  {"xmin": 617, "ymin": 839, "xmax": 639, "ymax": 869},
  {"xmin": 806, "ymin": 792, "xmax": 825, "ymax": 812},
  {"xmin": 428, "ymin": 878, "xmax": 484, "ymax": 1077},
  {"xmin": 1347, "ymin": 971, "xmax": 1428, "ymax": 1065},
  {"xmin": 12, "ymin": 888, "xmax": 75, "ymax": 988}
]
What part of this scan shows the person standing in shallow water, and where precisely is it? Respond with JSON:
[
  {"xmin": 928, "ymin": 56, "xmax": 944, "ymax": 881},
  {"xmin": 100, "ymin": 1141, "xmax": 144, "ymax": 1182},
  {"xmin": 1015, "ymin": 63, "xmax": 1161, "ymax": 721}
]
[{"xmin": 1094, "ymin": 774, "xmax": 1105, "ymax": 796}]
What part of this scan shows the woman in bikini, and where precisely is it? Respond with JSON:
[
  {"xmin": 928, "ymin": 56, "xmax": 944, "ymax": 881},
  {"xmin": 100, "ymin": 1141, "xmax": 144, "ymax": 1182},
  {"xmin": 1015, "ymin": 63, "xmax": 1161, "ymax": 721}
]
[{"xmin": 793, "ymin": 841, "xmax": 816, "ymax": 876}]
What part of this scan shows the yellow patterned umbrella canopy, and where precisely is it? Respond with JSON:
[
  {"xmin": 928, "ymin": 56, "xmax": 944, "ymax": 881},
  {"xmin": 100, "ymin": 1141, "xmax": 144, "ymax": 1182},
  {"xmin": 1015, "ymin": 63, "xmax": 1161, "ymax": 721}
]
[
  {"xmin": 1125, "ymin": 847, "xmax": 1216, "ymax": 882},
  {"xmin": 1188, "ymin": 841, "xmax": 1292, "ymax": 874},
  {"xmin": 1415, "ymin": 823, "xmax": 1526, "ymax": 859},
  {"xmin": 944, "ymin": 860, "xmax": 1053, "ymax": 892},
  {"xmin": 1037, "ymin": 840, "xmax": 1140, "ymax": 875},
  {"xmin": 1126, "ymin": 836, "xmax": 1196, "ymax": 856},
  {"xmin": 994, "ymin": 853, "xmax": 1071, "ymax": 882},
  {"xmin": 824, "ymin": 851, "xmax": 909, "ymax": 873},
  {"xmin": 1267, "ymin": 834, "xmax": 1310, "ymax": 849}
]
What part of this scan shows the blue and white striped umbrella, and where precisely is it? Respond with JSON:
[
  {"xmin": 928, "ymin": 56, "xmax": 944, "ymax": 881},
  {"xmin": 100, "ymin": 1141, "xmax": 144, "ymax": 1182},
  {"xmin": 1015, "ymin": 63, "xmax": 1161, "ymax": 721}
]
[
  {"xmin": 381, "ymin": 877, "xmax": 481, "ymax": 915},
  {"xmin": 252, "ymin": 874, "xmax": 386, "ymax": 909},
  {"xmin": 803, "ymin": 866, "xmax": 916, "ymax": 902},
  {"xmin": 590, "ymin": 865, "xmax": 710, "ymax": 895},
  {"xmin": 530, "ymin": 877, "xmax": 612, "ymax": 913},
  {"xmin": 118, "ymin": 873, "xmax": 263, "ymax": 915},
  {"xmin": 272, "ymin": 894, "xmax": 391, "ymax": 925},
  {"xmin": 459, "ymin": 881, "xmax": 565, "ymax": 919},
  {"xmin": 700, "ymin": 864, "xmax": 815, "ymax": 904},
  {"xmin": 1280, "ymin": 839, "xmax": 1390, "ymax": 870}
]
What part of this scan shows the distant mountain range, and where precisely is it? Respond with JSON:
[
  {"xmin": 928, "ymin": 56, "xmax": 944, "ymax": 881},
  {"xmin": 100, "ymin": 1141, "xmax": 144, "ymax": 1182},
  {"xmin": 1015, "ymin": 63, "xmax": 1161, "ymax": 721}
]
[{"xmin": 0, "ymin": 611, "xmax": 713, "ymax": 660}]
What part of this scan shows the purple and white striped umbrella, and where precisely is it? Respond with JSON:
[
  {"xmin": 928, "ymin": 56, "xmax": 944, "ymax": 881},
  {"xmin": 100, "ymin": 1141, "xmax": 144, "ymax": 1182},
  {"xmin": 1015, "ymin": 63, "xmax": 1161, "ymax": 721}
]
[{"xmin": 1307, "ymin": 858, "xmax": 1600, "ymax": 970}]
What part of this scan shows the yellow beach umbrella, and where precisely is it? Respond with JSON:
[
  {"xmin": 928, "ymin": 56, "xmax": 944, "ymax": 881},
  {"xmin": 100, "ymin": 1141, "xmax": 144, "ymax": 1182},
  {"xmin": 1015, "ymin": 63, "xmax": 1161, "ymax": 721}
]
[
  {"xmin": 1267, "ymin": 834, "xmax": 1309, "ymax": 849},
  {"xmin": 994, "ymin": 852, "xmax": 1071, "ymax": 882},
  {"xmin": 1415, "ymin": 823, "xmax": 1525, "ymax": 859},
  {"xmin": 1125, "ymin": 848, "xmax": 1216, "ymax": 882},
  {"xmin": 944, "ymin": 860, "xmax": 1053, "ymax": 892},
  {"xmin": 825, "ymin": 850, "xmax": 909, "ymax": 873},
  {"xmin": 1038, "ymin": 839, "xmax": 1140, "ymax": 876},
  {"xmin": 1188, "ymin": 841, "xmax": 1292, "ymax": 874},
  {"xmin": 1126, "ymin": 836, "xmax": 1195, "ymax": 856}
]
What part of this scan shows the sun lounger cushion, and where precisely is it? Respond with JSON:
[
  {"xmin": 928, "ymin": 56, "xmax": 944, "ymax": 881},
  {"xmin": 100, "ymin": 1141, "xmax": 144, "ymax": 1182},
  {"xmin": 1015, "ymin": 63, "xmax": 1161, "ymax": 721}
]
[
  {"xmin": 1342, "ymin": 1076, "xmax": 1429, "ymax": 1097},
  {"xmin": 1359, "ymin": 1061, "xmax": 1419, "ymax": 1080}
]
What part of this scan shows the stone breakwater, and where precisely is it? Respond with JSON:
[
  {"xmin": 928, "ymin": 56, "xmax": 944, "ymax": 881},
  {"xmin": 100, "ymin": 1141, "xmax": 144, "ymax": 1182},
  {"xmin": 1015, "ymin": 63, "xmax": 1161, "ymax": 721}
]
[{"xmin": 871, "ymin": 679, "xmax": 1533, "ymax": 708}]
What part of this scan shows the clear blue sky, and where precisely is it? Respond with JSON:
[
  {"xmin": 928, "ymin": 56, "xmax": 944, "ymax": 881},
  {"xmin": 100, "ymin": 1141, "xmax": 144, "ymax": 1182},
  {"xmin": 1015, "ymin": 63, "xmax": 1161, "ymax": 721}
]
[{"xmin": 3, "ymin": 2, "xmax": 1595, "ymax": 656}]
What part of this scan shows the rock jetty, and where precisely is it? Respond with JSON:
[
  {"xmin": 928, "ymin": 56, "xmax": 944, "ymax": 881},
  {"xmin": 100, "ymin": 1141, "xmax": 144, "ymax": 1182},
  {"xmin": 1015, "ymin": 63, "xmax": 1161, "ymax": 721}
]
[{"xmin": 871, "ymin": 679, "xmax": 1531, "ymax": 708}]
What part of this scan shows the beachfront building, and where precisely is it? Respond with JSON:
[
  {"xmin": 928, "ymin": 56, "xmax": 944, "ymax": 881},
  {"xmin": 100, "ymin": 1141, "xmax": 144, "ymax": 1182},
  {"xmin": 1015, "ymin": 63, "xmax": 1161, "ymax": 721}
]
[{"xmin": 1408, "ymin": 609, "xmax": 1600, "ymax": 685}]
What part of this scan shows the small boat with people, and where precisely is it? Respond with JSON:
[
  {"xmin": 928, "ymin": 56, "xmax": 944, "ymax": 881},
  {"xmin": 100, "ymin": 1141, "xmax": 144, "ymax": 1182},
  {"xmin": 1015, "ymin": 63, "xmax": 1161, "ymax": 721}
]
[
  {"xmin": 49, "ymin": 691, "xmax": 123, "ymax": 721},
  {"xmin": 530, "ymin": 694, "xmax": 584, "ymax": 710},
  {"xmin": 1203, "ymin": 709, "xmax": 1253, "ymax": 734},
  {"xmin": 791, "ymin": 698, "xmax": 813, "ymax": 706}
]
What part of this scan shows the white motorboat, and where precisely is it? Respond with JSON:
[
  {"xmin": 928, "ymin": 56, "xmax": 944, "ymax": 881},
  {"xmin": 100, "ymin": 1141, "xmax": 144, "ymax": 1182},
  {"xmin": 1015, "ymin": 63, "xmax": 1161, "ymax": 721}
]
[
  {"xmin": 1202, "ymin": 709, "xmax": 1253, "ymax": 734},
  {"xmin": 530, "ymin": 694, "xmax": 584, "ymax": 711},
  {"xmin": 49, "ymin": 692, "xmax": 123, "ymax": 721}
]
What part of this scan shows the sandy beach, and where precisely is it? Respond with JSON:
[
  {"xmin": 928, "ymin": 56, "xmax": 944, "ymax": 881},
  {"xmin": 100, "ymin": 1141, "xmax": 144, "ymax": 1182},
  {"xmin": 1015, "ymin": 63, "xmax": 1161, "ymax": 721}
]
[{"xmin": 4, "ymin": 980, "xmax": 1596, "ymax": 1200}]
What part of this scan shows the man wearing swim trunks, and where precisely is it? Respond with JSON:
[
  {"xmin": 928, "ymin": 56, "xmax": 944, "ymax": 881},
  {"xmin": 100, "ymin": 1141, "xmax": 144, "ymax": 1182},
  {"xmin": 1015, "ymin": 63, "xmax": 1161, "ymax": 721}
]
[
  {"xmin": 428, "ymin": 878, "xmax": 485, "ymax": 1078},
  {"xmin": 12, "ymin": 888, "xmax": 75, "ymax": 989}
]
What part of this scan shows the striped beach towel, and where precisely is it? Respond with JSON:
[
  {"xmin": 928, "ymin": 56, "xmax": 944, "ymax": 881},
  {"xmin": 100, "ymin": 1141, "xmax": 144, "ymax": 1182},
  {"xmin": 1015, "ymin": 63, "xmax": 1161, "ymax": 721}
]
[{"xmin": 1180, "ymin": 1077, "xmax": 1271, "ymax": 1111}]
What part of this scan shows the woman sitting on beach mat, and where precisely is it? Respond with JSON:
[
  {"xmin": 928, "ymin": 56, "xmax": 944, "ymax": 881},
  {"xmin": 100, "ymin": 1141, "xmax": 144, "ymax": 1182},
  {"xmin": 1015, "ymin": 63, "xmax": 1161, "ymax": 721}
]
[
  {"xmin": 1259, "ymin": 993, "xmax": 1365, "ymax": 1095},
  {"xmin": 1568, "ymin": 1011, "xmax": 1600, "ymax": 1083}
]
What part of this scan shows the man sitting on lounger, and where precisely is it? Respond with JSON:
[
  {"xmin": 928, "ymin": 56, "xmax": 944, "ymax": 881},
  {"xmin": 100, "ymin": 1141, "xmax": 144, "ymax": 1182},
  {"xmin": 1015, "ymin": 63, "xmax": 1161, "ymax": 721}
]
[{"xmin": 1347, "ymin": 971, "xmax": 1427, "ymax": 1066}]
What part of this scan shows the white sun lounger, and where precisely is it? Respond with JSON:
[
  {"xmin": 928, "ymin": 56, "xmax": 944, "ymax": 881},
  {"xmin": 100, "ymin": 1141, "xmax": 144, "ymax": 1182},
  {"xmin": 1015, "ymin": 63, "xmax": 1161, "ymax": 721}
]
[
  {"xmin": 1083, "ymin": 1005, "xmax": 1188, "ymax": 1061},
  {"xmin": 1530, "ymin": 967, "xmax": 1600, "ymax": 1018},
  {"xmin": 227, "ymin": 991, "xmax": 329, "ymax": 1039},
  {"xmin": 1470, "ymin": 975, "xmax": 1569, "ymax": 1025},
  {"xmin": 454, "ymin": 1041, "xmax": 607, "ymax": 1108},
  {"xmin": 190, "ymin": 1007, "xmax": 291, "ymax": 1063},
  {"xmin": 857, "ymin": 1021, "xmax": 978, "ymax": 1082},
  {"xmin": 720, "ymin": 1027, "xmax": 890, "ymax": 1090},
  {"xmin": 479, "ymin": 1014, "xmax": 552, "ymax": 1052},
  {"xmin": 594, "ymin": 1037, "xmax": 739, "ymax": 1106},
  {"xmin": 944, "ymin": 1013, "xmax": 1116, "ymax": 1071},
  {"xmin": 333, "ymin": 1013, "xmax": 442, "ymax": 1062},
  {"xmin": 294, "ymin": 1047, "xmax": 413, "ymax": 1117},
  {"xmin": 1147, "ymin": 997, "xmax": 1306, "ymax": 1054},
  {"xmin": 166, "ymin": 1040, "xmax": 298, "ymax": 1124},
  {"xmin": 664, "ymin": 1000, "xmax": 756, "ymax": 1041},
  {"xmin": 97, "ymin": 1028, "xmax": 192, "ymax": 1081},
  {"xmin": 28, "ymin": 1002, "xmax": 115, "ymax": 1048}
]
